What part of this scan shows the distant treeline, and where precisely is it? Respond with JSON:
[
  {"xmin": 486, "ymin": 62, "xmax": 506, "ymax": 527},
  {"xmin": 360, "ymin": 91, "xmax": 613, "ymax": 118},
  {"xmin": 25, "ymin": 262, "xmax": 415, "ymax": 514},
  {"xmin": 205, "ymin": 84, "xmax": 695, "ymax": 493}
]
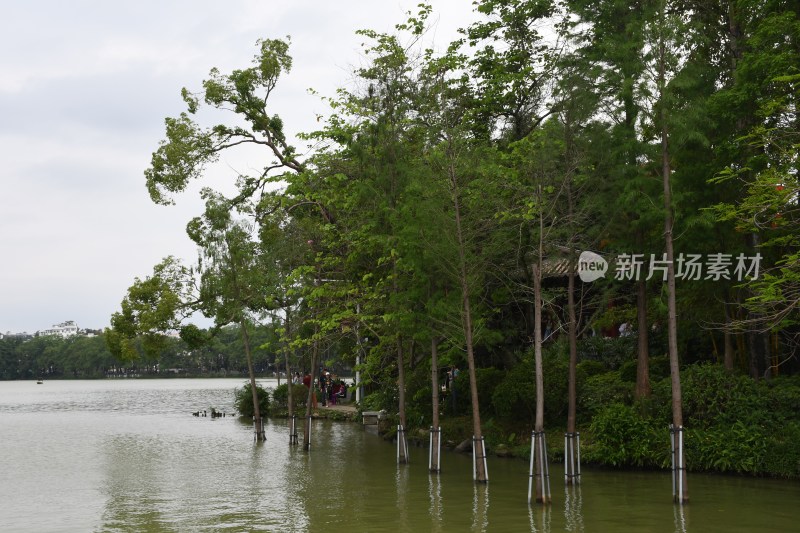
[{"xmin": 0, "ymin": 325, "xmax": 287, "ymax": 380}]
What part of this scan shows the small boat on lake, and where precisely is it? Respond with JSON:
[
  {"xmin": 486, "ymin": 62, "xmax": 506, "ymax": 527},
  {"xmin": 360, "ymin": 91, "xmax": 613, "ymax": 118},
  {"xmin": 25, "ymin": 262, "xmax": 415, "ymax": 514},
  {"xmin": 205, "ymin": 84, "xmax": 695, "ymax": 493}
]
[{"xmin": 36, "ymin": 379, "xmax": 43, "ymax": 384}]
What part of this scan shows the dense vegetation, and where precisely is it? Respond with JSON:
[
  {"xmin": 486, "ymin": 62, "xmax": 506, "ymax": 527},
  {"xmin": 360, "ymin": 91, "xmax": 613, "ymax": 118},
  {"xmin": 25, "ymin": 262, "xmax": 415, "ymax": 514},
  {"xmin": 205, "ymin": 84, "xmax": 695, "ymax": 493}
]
[
  {"xmin": 104, "ymin": 0, "xmax": 800, "ymax": 480},
  {"xmin": 0, "ymin": 325, "xmax": 279, "ymax": 380}
]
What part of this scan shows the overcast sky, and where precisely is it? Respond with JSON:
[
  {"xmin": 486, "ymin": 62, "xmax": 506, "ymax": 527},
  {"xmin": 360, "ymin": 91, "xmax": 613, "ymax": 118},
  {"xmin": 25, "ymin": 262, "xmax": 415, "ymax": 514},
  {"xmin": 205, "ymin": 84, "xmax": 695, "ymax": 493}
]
[{"xmin": 0, "ymin": 1, "xmax": 478, "ymax": 334}]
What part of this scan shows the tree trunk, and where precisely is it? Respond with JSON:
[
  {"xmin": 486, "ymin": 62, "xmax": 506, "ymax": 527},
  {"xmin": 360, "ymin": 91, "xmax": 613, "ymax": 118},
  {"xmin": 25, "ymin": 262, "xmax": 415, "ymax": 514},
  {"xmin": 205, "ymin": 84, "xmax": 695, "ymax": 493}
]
[
  {"xmin": 450, "ymin": 162, "xmax": 487, "ymax": 483},
  {"xmin": 659, "ymin": 35, "xmax": 687, "ymax": 503},
  {"xmin": 283, "ymin": 309, "xmax": 297, "ymax": 445},
  {"xmin": 532, "ymin": 260, "xmax": 549, "ymax": 496},
  {"xmin": 303, "ymin": 329, "xmax": 318, "ymax": 450},
  {"xmin": 635, "ymin": 279, "xmax": 651, "ymax": 399},
  {"xmin": 240, "ymin": 319, "xmax": 264, "ymax": 441},
  {"xmin": 397, "ymin": 335, "xmax": 409, "ymax": 463},
  {"xmin": 430, "ymin": 336, "xmax": 441, "ymax": 472}
]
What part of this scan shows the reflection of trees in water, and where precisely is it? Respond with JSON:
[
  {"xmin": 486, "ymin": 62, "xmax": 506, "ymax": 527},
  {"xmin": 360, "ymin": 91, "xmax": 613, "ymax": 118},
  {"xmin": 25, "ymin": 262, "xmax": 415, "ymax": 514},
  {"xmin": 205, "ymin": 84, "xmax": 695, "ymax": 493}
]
[
  {"xmin": 472, "ymin": 484, "xmax": 489, "ymax": 532},
  {"xmin": 428, "ymin": 474, "xmax": 443, "ymax": 532},
  {"xmin": 673, "ymin": 503, "xmax": 688, "ymax": 533},
  {"xmin": 396, "ymin": 462, "xmax": 410, "ymax": 530},
  {"xmin": 564, "ymin": 484, "xmax": 584, "ymax": 533},
  {"xmin": 528, "ymin": 503, "xmax": 551, "ymax": 533},
  {"xmin": 98, "ymin": 422, "xmax": 309, "ymax": 532}
]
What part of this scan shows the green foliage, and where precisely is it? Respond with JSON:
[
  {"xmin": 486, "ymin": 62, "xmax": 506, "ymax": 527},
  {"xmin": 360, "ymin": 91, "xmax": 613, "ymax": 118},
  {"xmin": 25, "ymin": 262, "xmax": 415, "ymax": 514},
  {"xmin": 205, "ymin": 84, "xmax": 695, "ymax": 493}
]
[
  {"xmin": 687, "ymin": 422, "xmax": 767, "ymax": 474},
  {"xmin": 680, "ymin": 364, "xmax": 761, "ymax": 428},
  {"xmin": 578, "ymin": 371, "xmax": 633, "ymax": 421},
  {"xmin": 474, "ymin": 367, "xmax": 506, "ymax": 415},
  {"xmin": 492, "ymin": 355, "xmax": 535, "ymax": 421},
  {"xmin": 760, "ymin": 421, "xmax": 800, "ymax": 478},
  {"xmin": 576, "ymin": 359, "xmax": 606, "ymax": 378},
  {"xmin": 271, "ymin": 383, "xmax": 307, "ymax": 411},
  {"xmin": 361, "ymin": 386, "xmax": 397, "ymax": 414},
  {"xmin": 648, "ymin": 355, "xmax": 671, "ymax": 381},
  {"xmin": 578, "ymin": 336, "xmax": 637, "ymax": 370},
  {"xmin": 585, "ymin": 403, "xmax": 664, "ymax": 468},
  {"xmin": 234, "ymin": 382, "xmax": 270, "ymax": 419}
]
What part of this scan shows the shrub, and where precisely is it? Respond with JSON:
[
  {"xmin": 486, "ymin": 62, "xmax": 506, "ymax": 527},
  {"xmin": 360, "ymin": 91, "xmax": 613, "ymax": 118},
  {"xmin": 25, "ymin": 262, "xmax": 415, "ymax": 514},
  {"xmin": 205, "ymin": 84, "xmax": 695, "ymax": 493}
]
[
  {"xmin": 578, "ymin": 372, "xmax": 632, "ymax": 421},
  {"xmin": 448, "ymin": 366, "xmax": 504, "ymax": 416},
  {"xmin": 492, "ymin": 357, "xmax": 535, "ymax": 421},
  {"xmin": 361, "ymin": 385, "xmax": 397, "ymax": 414},
  {"xmin": 680, "ymin": 364, "xmax": 761, "ymax": 428},
  {"xmin": 234, "ymin": 381, "xmax": 270, "ymax": 419},
  {"xmin": 578, "ymin": 336, "xmax": 636, "ymax": 369},
  {"xmin": 648, "ymin": 355, "xmax": 671, "ymax": 380},
  {"xmin": 272, "ymin": 383, "xmax": 308, "ymax": 411},
  {"xmin": 584, "ymin": 403, "xmax": 662, "ymax": 467},
  {"xmin": 618, "ymin": 360, "xmax": 637, "ymax": 383},
  {"xmin": 761, "ymin": 421, "xmax": 800, "ymax": 478},
  {"xmin": 687, "ymin": 422, "xmax": 767, "ymax": 474},
  {"xmin": 577, "ymin": 359, "xmax": 606, "ymax": 377}
]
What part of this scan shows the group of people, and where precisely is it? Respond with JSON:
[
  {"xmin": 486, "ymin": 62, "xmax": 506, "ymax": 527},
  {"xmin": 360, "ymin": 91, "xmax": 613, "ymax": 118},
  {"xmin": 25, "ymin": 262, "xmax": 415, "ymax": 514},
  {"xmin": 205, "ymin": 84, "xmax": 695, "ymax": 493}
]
[{"xmin": 296, "ymin": 368, "xmax": 348, "ymax": 408}]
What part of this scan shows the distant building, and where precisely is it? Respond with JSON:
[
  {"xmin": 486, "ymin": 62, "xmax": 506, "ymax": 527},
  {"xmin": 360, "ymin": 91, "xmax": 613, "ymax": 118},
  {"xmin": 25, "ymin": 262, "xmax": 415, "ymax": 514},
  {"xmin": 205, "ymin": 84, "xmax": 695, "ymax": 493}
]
[
  {"xmin": 39, "ymin": 320, "xmax": 79, "ymax": 338},
  {"xmin": 1, "ymin": 331, "xmax": 33, "ymax": 340}
]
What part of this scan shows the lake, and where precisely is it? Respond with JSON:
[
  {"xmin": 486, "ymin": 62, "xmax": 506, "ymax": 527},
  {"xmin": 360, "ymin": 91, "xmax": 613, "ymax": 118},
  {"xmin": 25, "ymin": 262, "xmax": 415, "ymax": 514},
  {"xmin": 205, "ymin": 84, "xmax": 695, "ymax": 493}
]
[{"xmin": 1, "ymin": 379, "xmax": 798, "ymax": 532}]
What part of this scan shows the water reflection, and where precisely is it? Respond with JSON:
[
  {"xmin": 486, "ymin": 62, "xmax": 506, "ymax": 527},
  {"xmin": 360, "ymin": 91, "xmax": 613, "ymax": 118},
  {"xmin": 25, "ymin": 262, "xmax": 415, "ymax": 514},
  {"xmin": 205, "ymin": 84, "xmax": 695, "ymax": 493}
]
[
  {"xmin": 564, "ymin": 484, "xmax": 584, "ymax": 532},
  {"xmin": 673, "ymin": 503, "xmax": 688, "ymax": 533},
  {"xmin": 396, "ymin": 463, "xmax": 410, "ymax": 531},
  {"xmin": 429, "ymin": 473, "xmax": 443, "ymax": 532},
  {"xmin": 528, "ymin": 502, "xmax": 551, "ymax": 533},
  {"xmin": 281, "ymin": 443, "xmax": 309, "ymax": 531},
  {"xmin": 472, "ymin": 483, "xmax": 489, "ymax": 531},
  {"xmin": 4, "ymin": 380, "xmax": 800, "ymax": 532}
]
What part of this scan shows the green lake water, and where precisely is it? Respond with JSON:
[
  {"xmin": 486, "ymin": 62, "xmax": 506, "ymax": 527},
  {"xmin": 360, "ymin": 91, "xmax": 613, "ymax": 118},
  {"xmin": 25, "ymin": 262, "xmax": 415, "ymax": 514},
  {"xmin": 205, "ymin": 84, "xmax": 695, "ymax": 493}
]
[{"xmin": 1, "ymin": 379, "xmax": 797, "ymax": 532}]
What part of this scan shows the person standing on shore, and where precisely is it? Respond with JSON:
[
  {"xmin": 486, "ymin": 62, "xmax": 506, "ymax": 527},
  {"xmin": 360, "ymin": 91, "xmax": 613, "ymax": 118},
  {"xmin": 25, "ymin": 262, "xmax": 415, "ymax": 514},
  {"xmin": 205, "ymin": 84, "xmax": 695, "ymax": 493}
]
[
  {"xmin": 303, "ymin": 372, "xmax": 317, "ymax": 409},
  {"xmin": 319, "ymin": 367, "xmax": 328, "ymax": 406}
]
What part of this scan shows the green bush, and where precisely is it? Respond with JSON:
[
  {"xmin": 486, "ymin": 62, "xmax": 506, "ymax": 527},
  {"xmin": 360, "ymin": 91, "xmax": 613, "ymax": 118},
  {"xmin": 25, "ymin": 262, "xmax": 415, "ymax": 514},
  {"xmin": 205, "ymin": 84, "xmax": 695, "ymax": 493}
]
[
  {"xmin": 619, "ymin": 359, "xmax": 637, "ymax": 383},
  {"xmin": 492, "ymin": 357, "xmax": 535, "ymax": 421},
  {"xmin": 542, "ymin": 349, "xmax": 571, "ymax": 425},
  {"xmin": 577, "ymin": 359, "xmax": 606, "ymax": 377},
  {"xmin": 687, "ymin": 422, "xmax": 767, "ymax": 474},
  {"xmin": 680, "ymin": 364, "xmax": 761, "ymax": 428},
  {"xmin": 448, "ymin": 366, "xmax": 504, "ymax": 416},
  {"xmin": 761, "ymin": 421, "xmax": 800, "ymax": 478},
  {"xmin": 361, "ymin": 385, "xmax": 397, "ymax": 414},
  {"xmin": 584, "ymin": 403, "xmax": 662, "ymax": 467},
  {"xmin": 234, "ymin": 381, "xmax": 270, "ymax": 418},
  {"xmin": 578, "ymin": 336, "xmax": 636, "ymax": 369},
  {"xmin": 648, "ymin": 355, "xmax": 671, "ymax": 380},
  {"xmin": 272, "ymin": 383, "xmax": 308, "ymax": 411},
  {"xmin": 578, "ymin": 372, "xmax": 632, "ymax": 421}
]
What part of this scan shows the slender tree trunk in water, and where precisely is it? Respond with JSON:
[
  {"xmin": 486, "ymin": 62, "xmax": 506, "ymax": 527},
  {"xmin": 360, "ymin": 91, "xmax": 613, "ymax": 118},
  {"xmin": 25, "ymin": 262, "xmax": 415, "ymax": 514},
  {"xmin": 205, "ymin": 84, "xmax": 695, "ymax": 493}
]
[
  {"xmin": 659, "ymin": 37, "xmax": 687, "ymax": 502},
  {"xmin": 397, "ymin": 335, "xmax": 408, "ymax": 463},
  {"xmin": 723, "ymin": 302, "xmax": 735, "ymax": 372},
  {"xmin": 303, "ymin": 328, "xmax": 318, "ymax": 450},
  {"xmin": 430, "ymin": 337, "xmax": 441, "ymax": 472},
  {"xmin": 565, "ymin": 170, "xmax": 579, "ymax": 485},
  {"xmin": 635, "ymin": 279, "xmax": 651, "ymax": 399},
  {"xmin": 241, "ymin": 319, "xmax": 264, "ymax": 441},
  {"xmin": 449, "ymin": 162, "xmax": 486, "ymax": 483},
  {"xmin": 283, "ymin": 310, "xmax": 295, "ymax": 429},
  {"xmin": 565, "ymin": 266, "xmax": 579, "ymax": 486},
  {"xmin": 393, "ymin": 264, "xmax": 408, "ymax": 463},
  {"xmin": 532, "ymin": 261, "xmax": 549, "ymax": 501}
]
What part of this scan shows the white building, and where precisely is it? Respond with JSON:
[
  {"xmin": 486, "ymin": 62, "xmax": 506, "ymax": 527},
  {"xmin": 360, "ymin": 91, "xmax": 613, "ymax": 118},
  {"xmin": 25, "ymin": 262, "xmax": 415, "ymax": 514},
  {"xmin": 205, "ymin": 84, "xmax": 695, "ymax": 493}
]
[{"xmin": 40, "ymin": 321, "xmax": 79, "ymax": 338}]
